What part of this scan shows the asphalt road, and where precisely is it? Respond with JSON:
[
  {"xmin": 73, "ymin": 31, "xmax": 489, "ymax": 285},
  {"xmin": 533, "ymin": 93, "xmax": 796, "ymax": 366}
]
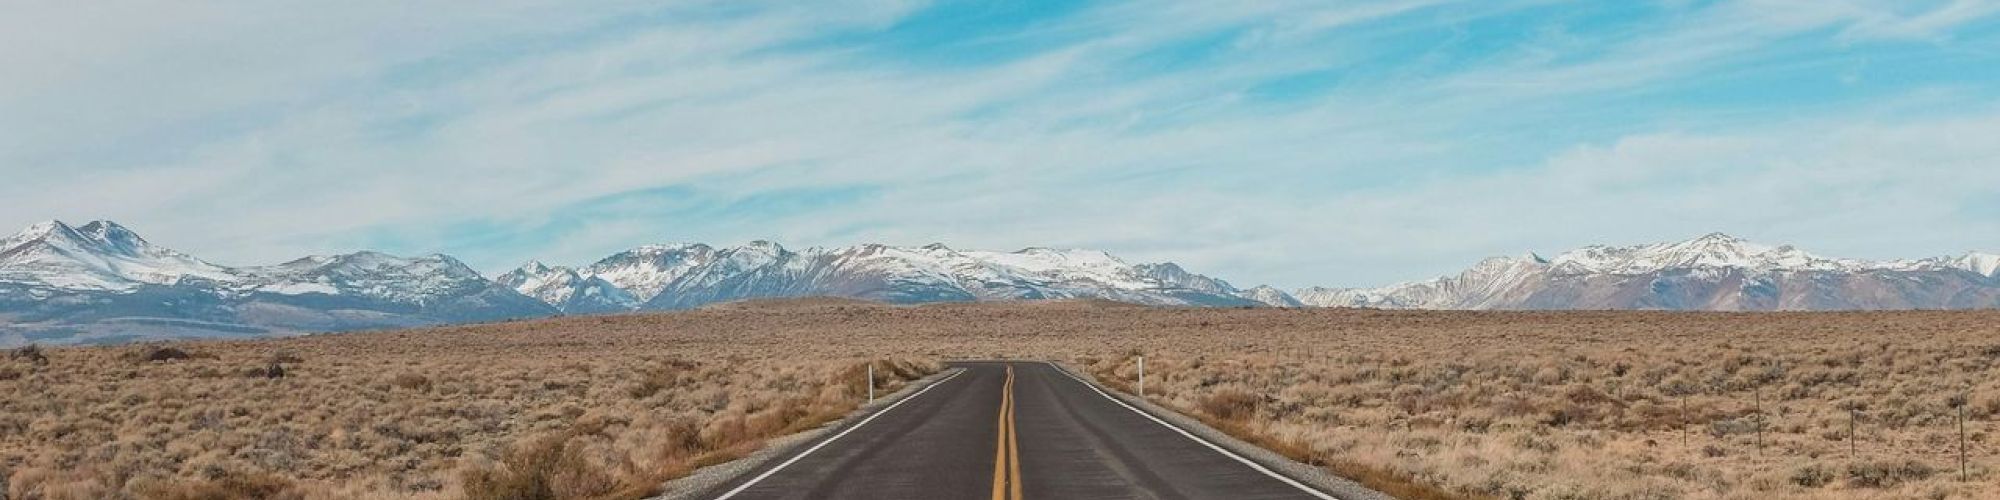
[{"xmin": 700, "ymin": 362, "xmax": 1337, "ymax": 500}]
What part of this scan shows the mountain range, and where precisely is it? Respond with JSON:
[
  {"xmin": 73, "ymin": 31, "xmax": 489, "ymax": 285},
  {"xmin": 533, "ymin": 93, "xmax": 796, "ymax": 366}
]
[
  {"xmin": 0, "ymin": 221, "xmax": 555, "ymax": 346},
  {"xmin": 3, "ymin": 221, "xmax": 1998, "ymax": 345},
  {"xmin": 493, "ymin": 242, "xmax": 1262, "ymax": 314},
  {"xmin": 1293, "ymin": 233, "xmax": 2000, "ymax": 310}
]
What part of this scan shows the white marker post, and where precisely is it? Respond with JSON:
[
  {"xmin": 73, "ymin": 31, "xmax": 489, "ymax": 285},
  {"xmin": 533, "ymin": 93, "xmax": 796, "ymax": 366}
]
[
  {"xmin": 1138, "ymin": 356, "xmax": 1146, "ymax": 398},
  {"xmin": 867, "ymin": 363, "xmax": 876, "ymax": 403}
]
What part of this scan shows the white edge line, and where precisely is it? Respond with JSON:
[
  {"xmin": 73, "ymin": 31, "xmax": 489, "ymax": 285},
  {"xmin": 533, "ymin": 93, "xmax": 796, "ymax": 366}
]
[
  {"xmin": 710, "ymin": 368, "xmax": 967, "ymax": 500},
  {"xmin": 1043, "ymin": 361, "xmax": 1340, "ymax": 500}
]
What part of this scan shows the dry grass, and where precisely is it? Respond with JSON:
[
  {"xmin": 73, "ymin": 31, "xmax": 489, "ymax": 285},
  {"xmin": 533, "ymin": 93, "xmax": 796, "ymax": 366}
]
[
  {"xmin": 0, "ymin": 304, "xmax": 936, "ymax": 500},
  {"xmin": 1068, "ymin": 309, "xmax": 2000, "ymax": 500},
  {"xmin": 3, "ymin": 301, "xmax": 1998, "ymax": 499}
]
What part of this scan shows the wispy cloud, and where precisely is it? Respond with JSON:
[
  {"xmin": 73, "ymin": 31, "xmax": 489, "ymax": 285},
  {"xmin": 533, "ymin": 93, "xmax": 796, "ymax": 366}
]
[{"xmin": 3, "ymin": 0, "xmax": 1998, "ymax": 288}]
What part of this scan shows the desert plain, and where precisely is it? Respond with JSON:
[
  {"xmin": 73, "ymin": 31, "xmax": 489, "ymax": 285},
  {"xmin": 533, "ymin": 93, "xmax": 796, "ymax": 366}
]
[{"xmin": 3, "ymin": 299, "xmax": 1997, "ymax": 499}]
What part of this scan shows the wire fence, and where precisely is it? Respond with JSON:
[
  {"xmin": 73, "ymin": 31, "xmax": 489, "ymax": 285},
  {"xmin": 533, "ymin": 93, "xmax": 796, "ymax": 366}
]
[{"xmin": 1119, "ymin": 353, "xmax": 1994, "ymax": 491}]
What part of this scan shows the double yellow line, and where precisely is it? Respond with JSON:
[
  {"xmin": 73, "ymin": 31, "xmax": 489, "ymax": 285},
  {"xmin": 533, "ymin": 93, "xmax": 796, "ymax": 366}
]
[{"xmin": 991, "ymin": 364, "xmax": 1023, "ymax": 500}]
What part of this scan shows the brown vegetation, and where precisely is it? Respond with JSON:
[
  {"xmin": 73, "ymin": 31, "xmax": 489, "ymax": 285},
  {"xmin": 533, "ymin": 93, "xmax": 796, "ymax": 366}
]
[
  {"xmin": 0, "ymin": 307, "xmax": 935, "ymax": 499},
  {"xmin": 3, "ymin": 302, "xmax": 1997, "ymax": 499},
  {"xmin": 1072, "ymin": 309, "xmax": 2000, "ymax": 500}
]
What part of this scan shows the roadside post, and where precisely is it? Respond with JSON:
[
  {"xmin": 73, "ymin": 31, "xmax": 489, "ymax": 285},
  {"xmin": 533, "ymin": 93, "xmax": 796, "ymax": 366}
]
[{"xmin": 1138, "ymin": 356, "xmax": 1146, "ymax": 398}]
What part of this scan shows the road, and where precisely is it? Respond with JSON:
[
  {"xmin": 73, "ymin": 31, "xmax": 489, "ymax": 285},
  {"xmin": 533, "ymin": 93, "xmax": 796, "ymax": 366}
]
[{"xmin": 699, "ymin": 361, "xmax": 1338, "ymax": 500}]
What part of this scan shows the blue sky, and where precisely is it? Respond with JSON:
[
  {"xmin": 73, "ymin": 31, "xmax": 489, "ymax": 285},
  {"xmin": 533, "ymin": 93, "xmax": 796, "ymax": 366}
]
[{"xmin": 5, "ymin": 0, "xmax": 2000, "ymax": 288}]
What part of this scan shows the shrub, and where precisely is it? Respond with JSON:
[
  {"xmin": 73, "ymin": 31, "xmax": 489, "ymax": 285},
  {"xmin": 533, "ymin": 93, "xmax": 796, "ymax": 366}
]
[
  {"xmin": 1846, "ymin": 460, "xmax": 1936, "ymax": 488},
  {"xmin": 126, "ymin": 345, "xmax": 199, "ymax": 363},
  {"xmin": 388, "ymin": 373, "xmax": 431, "ymax": 392},
  {"xmin": 129, "ymin": 470, "xmax": 301, "ymax": 500},
  {"xmin": 242, "ymin": 362, "xmax": 285, "ymax": 379},
  {"xmin": 10, "ymin": 344, "xmax": 47, "ymax": 365},
  {"xmin": 1791, "ymin": 464, "xmax": 1835, "ymax": 488},
  {"xmin": 460, "ymin": 434, "xmax": 626, "ymax": 500},
  {"xmin": 1198, "ymin": 389, "xmax": 1262, "ymax": 421},
  {"xmin": 627, "ymin": 358, "xmax": 699, "ymax": 399}
]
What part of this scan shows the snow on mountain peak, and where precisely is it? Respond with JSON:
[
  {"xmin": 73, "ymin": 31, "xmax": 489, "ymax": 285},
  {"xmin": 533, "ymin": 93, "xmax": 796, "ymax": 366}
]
[
  {"xmin": 10, "ymin": 219, "xmax": 74, "ymax": 239},
  {"xmin": 76, "ymin": 219, "xmax": 136, "ymax": 237},
  {"xmin": 631, "ymin": 242, "xmax": 708, "ymax": 254},
  {"xmin": 1693, "ymin": 231, "xmax": 1741, "ymax": 243},
  {"xmin": 2, "ymin": 220, "xmax": 90, "ymax": 252},
  {"xmin": 0, "ymin": 219, "xmax": 232, "ymax": 290},
  {"xmin": 504, "ymin": 240, "xmax": 1270, "ymax": 312},
  {"xmin": 1315, "ymin": 234, "xmax": 2000, "ymax": 311},
  {"xmin": 1242, "ymin": 285, "xmax": 1302, "ymax": 307},
  {"xmin": 1548, "ymin": 233, "xmax": 1864, "ymax": 275},
  {"xmin": 574, "ymin": 243, "xmax": 719, "ymax": 302},
  {"xmin": 995, "ymin": 247, "xmax": 1129, "ymax": 273},
  {"xmin": 496, "ymin": 261, "xmax": 591, "ymax": 306},
  {"xmin": 1963, "ymin": 253, "xmax": 2000, "ymax": 277},
  {"xmin": 1893, "ymin": 252, "xmax": 2000, "ymax": 277},
  {"xmin": 519, "ymin": 260, "xmax": 551, "ymax": 272},
  {"xmin": 1548, "ymin": 234, "xmax": 2000, "ymax": 278},
  {"xmin": 231, "ymin": 250, "xmax": 496, "ymax": 304}
]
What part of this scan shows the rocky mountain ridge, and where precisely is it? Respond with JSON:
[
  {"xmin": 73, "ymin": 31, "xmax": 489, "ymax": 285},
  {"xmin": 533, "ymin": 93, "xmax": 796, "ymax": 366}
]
[
  {"xmin": 497, "ymin": 242, "xmax": 1266, "ymax": 313},
  {"xmin": 6, "ymin": 220, "xmax": 1998, "ymax": 345},
  {"xmin": 1294, "ymin": 233, "xmax": 2000, "ymax": 310},
  {"xmin": 0, "ymin": 221, "xmax": 556, "ymax": 345}
]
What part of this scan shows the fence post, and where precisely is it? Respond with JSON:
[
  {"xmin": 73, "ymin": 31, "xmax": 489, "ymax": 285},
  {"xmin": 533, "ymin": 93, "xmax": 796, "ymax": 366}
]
[
  {"xmin": 1961, "ymin": 405, "xmax": 1969, "ymax": 482},
  {"xmin": 867, "ymin": 362, "xmax": 875, "ymax": 403},
  {"xmin": 1138, "ymin": 356, "xmax": 1146, "ymax": 398},
  {"xmin": 1849, "ymin": 408, "xmax": 1856, "ymax": 459},
  {"xmin": 1681, "ymin": 394, "xmax": 1689, "ymax": 450},
  {"xmin": 1754, "ymin": 388, "xmax": 1763, "ymax": 457}
]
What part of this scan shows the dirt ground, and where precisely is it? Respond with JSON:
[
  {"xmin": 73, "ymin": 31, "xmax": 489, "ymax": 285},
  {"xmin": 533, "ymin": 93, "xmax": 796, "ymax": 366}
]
[{"xmin": 4, "ymin": 299, "xmax": 1997, "ymax": 499}]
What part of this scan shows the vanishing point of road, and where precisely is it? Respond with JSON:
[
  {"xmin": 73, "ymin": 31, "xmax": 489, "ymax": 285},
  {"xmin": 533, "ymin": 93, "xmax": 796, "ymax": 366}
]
[{"xmin": 699, "ymin": 362, "xmax": 1340, "ymax": 500}]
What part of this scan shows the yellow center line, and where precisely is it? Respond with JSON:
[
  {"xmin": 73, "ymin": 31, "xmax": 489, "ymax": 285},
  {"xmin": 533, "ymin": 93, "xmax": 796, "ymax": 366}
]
[
  {"xmin": 992, "ymin": 364, "xmax": 1024, "ymax": 500},
  {"xmin": 991, "ymin": 365, "xmax": 1011, "ymax": 500},
  {"xmin": 1007, "ymin": 365, "xmax": 1023, "ymax": 500}
]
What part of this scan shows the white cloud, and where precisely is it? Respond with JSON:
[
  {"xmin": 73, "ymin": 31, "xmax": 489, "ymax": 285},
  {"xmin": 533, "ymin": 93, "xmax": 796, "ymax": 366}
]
[{"xmin": 3, "ymin": 0, "xmax": 1998, "ymax": 289}]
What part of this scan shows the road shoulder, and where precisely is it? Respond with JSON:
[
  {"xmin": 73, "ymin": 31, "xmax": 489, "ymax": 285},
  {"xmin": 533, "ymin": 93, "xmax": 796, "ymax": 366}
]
[
  {"xmin": 1045, "ymin": 361, "xmax": 1395, "ymax": 500},
  {"xmin": 648, "ymin": 367, "xmax": 967, "ymax": 500}
]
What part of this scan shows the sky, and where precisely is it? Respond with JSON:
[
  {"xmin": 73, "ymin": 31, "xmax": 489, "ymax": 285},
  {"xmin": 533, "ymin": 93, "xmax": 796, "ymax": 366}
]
[{"xmin": 5, "ymin": 0, "xmax": 2000, "ymax": 289}]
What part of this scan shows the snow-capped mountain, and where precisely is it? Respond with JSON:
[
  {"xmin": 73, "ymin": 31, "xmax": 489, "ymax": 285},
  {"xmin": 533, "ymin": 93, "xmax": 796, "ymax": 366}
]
[
  {"xmin": 0, "ymin": 220, "xmax": 1289, "ymax": 345},
  {"xmin": 506, "ymin": 241, "xmax": 1270, "ymax": 312},
  {"xmin": 1545, "ymin": 233, "xmax": 1870, "ymax": 275},
  {"xmin": 0, "ymin": 221, "xmax": 555, "ymax": 345},
  {"xmin": 494, "ymin": 261, "xmax": 640, "ymax": 314},
  {"xmin": 1240, "ymin": 285, "xmax": 1303, "ymax": 308},
  {"xmin": 1297, "ymin": 234, "xmax": 2000, "ymax": 311},
  {"xmin": 583, "ymin": 244, "xmax": 718, "ymax": 301},
  {"xmin": 237, "ymin": 252, "xmax": 480, "ymax": 301},
  {"xmin": 1294, "ymin": 254, "xmax": 1550, "ymax": 309},
  {"xmin": 0, "ymin": 220, "xmax": 235, "ymax": 293},
  {"xmin": 12, "ymin": 222, "xmax": 2000, "ymax": 345},
  {"xmin": 1897, "ymin": 253, "xmax": 2000, "ymax": 278}
]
